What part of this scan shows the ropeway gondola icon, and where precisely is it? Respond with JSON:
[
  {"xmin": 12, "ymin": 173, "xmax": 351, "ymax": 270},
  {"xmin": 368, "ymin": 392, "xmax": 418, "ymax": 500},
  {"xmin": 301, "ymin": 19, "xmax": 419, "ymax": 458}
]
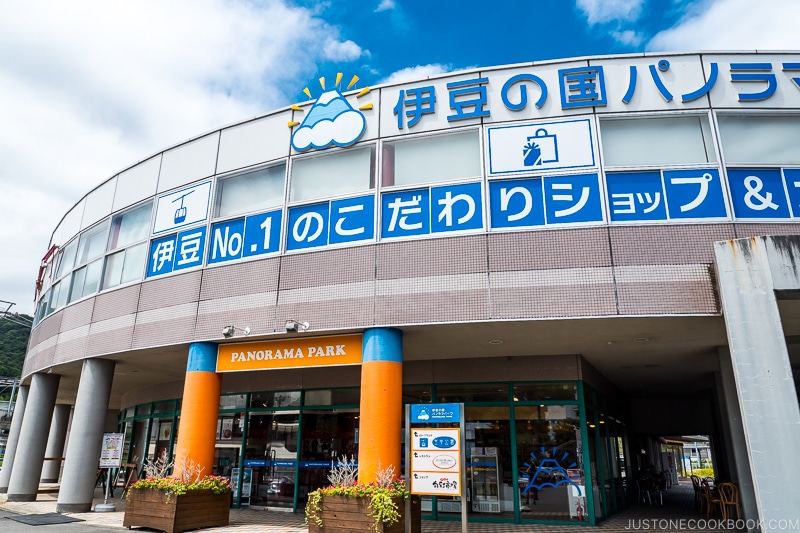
[{"xmin": 172, "ymin": 190, "xmax": 194, "ymax": 224}]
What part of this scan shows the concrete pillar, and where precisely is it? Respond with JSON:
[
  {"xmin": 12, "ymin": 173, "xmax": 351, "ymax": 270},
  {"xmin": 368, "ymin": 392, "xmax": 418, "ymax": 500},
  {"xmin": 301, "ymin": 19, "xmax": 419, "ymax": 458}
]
[
  {"xmin": 0, "ymin": 385, "xmax": 29, "ymax": 493},
  {"xmin": 56, "ymin": 358, "xmax": 115, "ymax": 513},
  {"xmin": 173, "ymin": 342, "xmax": 221, "ymax": 481},
  {"xmin": 717, "ymin": 347, "xmax": 758, "ymax": 523},
  {"xmin": 41, "ymin": 404, "xmax": 71, "ymax": 483},
  {"xmin": 6, "ymin": 373, "xmax": 60, "ymax": 501},
  {"xmin": 358, "ymin": 328, "xmax": 402, "ymax": 484},
  {"xmin": 714, "ymin": 236, "xmax": 800, "ymax": 531}
]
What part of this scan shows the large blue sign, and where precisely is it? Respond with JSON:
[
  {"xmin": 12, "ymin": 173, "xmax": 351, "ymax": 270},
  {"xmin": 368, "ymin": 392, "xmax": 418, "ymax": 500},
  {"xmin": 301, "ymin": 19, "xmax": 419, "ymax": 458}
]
[
  {"xmin": 382, "ymin": 182, "xmax": 483, "ymax": 239},
  {"xmin": 728, "ymin": 169, "xmax": 791, "ymax": 219},
  {"xmin": 147, "ymin": 226, "xmax": 207, "ymax": 278},
  {"xmin": 208, "ymin": 209, "xmax": 283, "ymax": 265},
  {"xmin": 411, "ymin": 403, "xmax": 461, "ymax": 424},
  {"xmin": 607, "ymin": 168, "xmax": 728, "ymax": 222}
]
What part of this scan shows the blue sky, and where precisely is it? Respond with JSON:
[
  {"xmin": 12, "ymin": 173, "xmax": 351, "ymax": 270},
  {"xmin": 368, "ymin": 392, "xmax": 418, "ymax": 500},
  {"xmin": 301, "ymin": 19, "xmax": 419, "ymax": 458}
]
[
  {"xmin": 300, "ymin": 0, "xmax": 687, "ymax": 91},
  {"xmin": 0, "ymin": 0, "xmax": 797, "ymax": 315}
]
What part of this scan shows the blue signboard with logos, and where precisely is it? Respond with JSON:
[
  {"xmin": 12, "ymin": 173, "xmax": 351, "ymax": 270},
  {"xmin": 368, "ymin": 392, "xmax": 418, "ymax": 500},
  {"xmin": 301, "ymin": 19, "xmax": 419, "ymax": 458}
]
[{"xmin": 410, "ymin": 403, "xmax": 461, "ymax": 424}]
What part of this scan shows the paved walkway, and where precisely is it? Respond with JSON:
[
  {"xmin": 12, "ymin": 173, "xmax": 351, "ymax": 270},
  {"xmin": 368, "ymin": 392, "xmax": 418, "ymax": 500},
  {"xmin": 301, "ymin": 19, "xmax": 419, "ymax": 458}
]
[{"xmin": 1, "ymin": 481, "xmax": 744, "ymax": 532}]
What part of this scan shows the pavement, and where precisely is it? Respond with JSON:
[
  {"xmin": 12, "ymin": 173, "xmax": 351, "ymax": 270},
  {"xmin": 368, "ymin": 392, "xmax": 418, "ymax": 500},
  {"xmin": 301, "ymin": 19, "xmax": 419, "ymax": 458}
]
[{"xmin": 0, "ymin": 481, "xmax": 745, "ymax": 532}]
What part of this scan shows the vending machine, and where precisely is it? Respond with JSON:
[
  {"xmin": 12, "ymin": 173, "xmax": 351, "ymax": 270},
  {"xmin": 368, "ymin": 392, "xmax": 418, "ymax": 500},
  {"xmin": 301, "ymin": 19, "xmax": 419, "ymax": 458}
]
[{"xmin": 470, "ymin": 453, "xmax": 501, "ymax": 513}]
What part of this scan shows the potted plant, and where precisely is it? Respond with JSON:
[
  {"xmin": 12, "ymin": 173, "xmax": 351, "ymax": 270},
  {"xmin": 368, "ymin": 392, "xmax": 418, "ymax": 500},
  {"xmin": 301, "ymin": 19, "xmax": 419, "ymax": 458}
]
[
  {"xmin": 123, "ymin": 451, "xmax": 233, "ymax": 533},
  {"xmin": 305, "ymin": 456, "xmax": 421, "ymax": 533}
]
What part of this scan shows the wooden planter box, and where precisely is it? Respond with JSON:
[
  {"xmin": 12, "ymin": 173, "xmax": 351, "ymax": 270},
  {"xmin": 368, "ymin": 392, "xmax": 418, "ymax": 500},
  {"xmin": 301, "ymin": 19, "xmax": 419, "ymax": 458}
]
[
  {"xmin": 308, "ymin": 494, "xmax": 422, "ymax": 533},
  {"xmin": 123, "ymin": 488, "xmax": 230, "ymax": 533}
]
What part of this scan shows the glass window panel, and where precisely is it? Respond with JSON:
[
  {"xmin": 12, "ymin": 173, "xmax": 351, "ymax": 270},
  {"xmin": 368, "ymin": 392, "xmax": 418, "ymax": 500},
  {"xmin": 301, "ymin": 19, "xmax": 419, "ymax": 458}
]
[
  {"xmin": 250, "ymin": 391, "xmax": 301, "ymax": 408},
  {"xmin": 107, "ymin": 202, "xmax": 152, "ymax": 251},
  {"xmin": 290, "ymin": 146, "xmax": 374, "ymax": 202},
  {"xmin": 600, "ymin": 116, "xmax": 716, "ymax": 166},
  {"xmin": 219, "ymin": 394, "xmax": 247, "ymax": 410},
  {"xmin": 216, "ymin": 163, "xmax": 286, "ymax": 218},
  {"xmin": 718, "ymin": 115, "xmax": 800, "ymax": 164},
  {"xmin": 120, "ymin": 242, "xmax": 146, "ymax": 285},
  {"xmin": 48, "ymin": 280, "xmax": 68, "ymax": 313},
  {"xmin": 55, "ymin": 240, "xmax": 78, "ymax": 280},
  {"xmin": 402, "ymin": 385, "xmax": 433, "ymax": 403},
  {"xmin": 76, "ymin": 222, "xmax": 109, "ymax": 266},
  {"xmin": 383, "ymin": 130, "xmax": 481, "ymax": 187},
  {"xmin": 513, "ymin": 383, "xmax": 578, "ymax": 402},
  {"xmin": 303, "ymin": 388, "xmax": 360, "ymax": 406},
  {"xmin": 81, "ymin": 259, "xmax": 102, "ymax": 298},
  {"xmin": 69, "ymin": 267, "xmax": 87, "ymax": 303},
  {"xmin": 154, "ymin": 401, "xmax": 176, "ymax": 413},
  {"xmin": 137, "ymin": 404, "xmax": 152, "ymax": 416},
  {"xmin": 436, "ymin": 383, "xmax": 509, "ymax": 403},
  {"xmin": 515, "ymin": 404, "xmax": 585, "ymax": 521},
  {"xmin": 102, "ymin": 250, "xmax": 125, "ymax": 290}
]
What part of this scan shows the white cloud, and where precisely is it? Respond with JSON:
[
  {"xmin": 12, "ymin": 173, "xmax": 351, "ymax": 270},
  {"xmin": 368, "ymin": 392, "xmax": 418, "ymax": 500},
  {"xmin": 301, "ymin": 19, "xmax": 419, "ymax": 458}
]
[
  {"xmin": 375, "ymin": 0, "xmax": 396, "ymax": 12},
  {"xmin": 0, "ymin": 0, "xmax": 367, "ymax": 315},
  {"xmin": 612, "ymin": 30, "xmax": 645, "ymax": 47},
  {"xmin": 379, "ymin": 64, "xmax": 453, "ymax": 85},
  {"xmin": 576, "ymin": 0, "xmax": 645, "ymax": 24},
  {"xmin": 648, "ymin": 0, "xmax": 800, "ymax": 51},
  {"xmin": 323, "ymin": 38, "xmax": 364, "ymax": 62}
]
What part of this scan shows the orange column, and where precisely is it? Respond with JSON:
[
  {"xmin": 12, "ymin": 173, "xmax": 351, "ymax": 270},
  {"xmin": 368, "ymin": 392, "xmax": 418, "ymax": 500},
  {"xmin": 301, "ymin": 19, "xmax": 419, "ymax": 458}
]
[
  {"xmin": 358, "ymin": 328, "xmax": 402, "ymax": 484},
  {"xmin": 173, "ymin": 342, "xmax": 221, "ymax": 480}
]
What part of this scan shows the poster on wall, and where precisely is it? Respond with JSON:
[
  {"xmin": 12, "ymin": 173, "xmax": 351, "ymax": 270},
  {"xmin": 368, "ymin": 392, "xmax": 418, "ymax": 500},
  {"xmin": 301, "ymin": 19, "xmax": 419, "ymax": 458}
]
[
  {"xmin": 221, "ymin": 418, "xmax": 233, "ymax": 440},
  {"xmin": 99, "ymin": 433, "xmax": 125, "ymax": 468}
]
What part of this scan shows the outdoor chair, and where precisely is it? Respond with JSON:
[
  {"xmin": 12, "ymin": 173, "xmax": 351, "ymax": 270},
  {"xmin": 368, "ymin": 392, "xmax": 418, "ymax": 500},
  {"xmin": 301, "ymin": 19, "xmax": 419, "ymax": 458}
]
[
  {"xmin": 701, "ymin": 478, "xmax": 721, "ymax": 517},
  {"xmin": 690, "ymin": 475, "xmax": 703, "ymax": 508},
  {"xmin": 636, "ymin": 479, "xmax": 655, "ymax": 505},
  {"xmin": 718, "ymin": 482, "xmax": 741, "ymax": 521}
]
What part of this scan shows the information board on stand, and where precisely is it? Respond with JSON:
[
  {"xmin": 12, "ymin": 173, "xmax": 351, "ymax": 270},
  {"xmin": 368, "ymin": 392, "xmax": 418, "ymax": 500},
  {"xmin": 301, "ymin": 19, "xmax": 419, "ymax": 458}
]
[{"xmin": 405, "ymin": 403, "xmax": 466, "ymax": 533}]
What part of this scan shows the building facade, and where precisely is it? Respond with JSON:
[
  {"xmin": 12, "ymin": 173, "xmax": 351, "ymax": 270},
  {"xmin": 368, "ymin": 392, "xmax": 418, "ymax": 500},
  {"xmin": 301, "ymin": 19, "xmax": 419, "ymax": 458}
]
[{"xmin": 2, "ymin": 51, "xmax": 800, "ymax": 528}]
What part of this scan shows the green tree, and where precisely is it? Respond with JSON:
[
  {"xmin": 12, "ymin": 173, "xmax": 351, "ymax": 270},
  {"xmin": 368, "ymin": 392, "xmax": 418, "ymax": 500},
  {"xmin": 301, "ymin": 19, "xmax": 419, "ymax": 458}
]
[{"xmin": 0, "ymin": 317, "xmax": 30, "ymax": 399}]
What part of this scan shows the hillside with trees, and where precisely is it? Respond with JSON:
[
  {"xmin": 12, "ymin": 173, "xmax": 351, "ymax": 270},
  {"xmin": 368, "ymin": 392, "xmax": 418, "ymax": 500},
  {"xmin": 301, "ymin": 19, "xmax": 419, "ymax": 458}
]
[{"xmin": 0, "ymin": 316, "xmax": 30, "ymax": 386}]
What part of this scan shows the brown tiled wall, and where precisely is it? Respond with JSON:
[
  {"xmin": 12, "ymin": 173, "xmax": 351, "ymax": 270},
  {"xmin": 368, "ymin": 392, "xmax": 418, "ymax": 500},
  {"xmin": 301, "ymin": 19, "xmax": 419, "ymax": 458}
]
[{"xmin": 26, "ymin": 223, "xmax": 747, "ymax": 376}]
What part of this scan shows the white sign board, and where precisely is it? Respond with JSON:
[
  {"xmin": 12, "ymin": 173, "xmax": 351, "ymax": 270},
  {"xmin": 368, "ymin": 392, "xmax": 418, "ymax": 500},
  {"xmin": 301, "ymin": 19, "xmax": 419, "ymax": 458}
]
[
  {"xmin": 410, "ymin": 471, "xmax": 462, "ymax": 496},
  {"xmin": 409, "ymin": 428, "xmax": 461, "ymax": 496},
  {"xmin": 411, "ymin": 450, "xmax": 459, "ymax": 472},
  {"xmin": 486, "ymin": 118, "xmax": 596, "ymax": 176},
  {"xmin": 99, "ymin": 433, "xmax": 124, "ymax": 468}
]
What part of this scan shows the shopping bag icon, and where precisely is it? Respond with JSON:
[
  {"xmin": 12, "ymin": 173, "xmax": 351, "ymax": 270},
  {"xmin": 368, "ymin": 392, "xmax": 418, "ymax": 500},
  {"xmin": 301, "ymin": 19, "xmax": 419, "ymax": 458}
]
[{"xmin": 523, "ymin": 128, "xmax": 559, "ymax": 167}]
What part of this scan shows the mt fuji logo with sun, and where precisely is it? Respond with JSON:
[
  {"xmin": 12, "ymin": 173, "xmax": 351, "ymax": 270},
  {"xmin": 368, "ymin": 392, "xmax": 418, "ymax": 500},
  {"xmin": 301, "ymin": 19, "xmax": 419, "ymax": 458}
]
[{"xmin": 289, "ymin": 74, "xmax": 372, "ymax": 151}]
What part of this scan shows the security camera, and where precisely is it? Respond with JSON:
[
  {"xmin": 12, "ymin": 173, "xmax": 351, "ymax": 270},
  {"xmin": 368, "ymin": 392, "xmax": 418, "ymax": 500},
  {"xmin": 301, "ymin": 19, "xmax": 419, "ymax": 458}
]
[
  {"xmin": 222, "ymin": 325, "xmax": 235, "ymax": 338},
  {"xmin": 285, "ymin": 320, "xmax": 309, "ymax": 333}
]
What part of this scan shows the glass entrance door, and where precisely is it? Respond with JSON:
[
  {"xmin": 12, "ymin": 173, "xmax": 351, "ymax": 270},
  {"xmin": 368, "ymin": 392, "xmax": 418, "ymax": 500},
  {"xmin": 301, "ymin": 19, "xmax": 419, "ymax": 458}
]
[
  {"xmin": 299, "ymin": 409, "xmax": 359, "ymax": 505},
  {"xmin": 244, "ymin": 411, "xmax": 299, "ymax": 508}
]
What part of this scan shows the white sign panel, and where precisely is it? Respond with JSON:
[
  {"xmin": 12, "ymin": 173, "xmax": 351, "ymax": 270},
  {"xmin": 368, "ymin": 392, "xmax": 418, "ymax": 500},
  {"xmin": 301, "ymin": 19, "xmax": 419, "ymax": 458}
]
[
  {"xmin": 411, "ymin": 429, "xmax": 460, "ymax": 451},
  {"xmin": 486, "ymin": 118, "xmax": 596, "ymax": 176},
  {"xmin": 411, "ymin": 450, "xmax": 459, "ymax": 472},
  {"xmin": 152, "ymin": 180, "xmax": 212, "ymax": 235},
  {"xmin": 410, "ymin": 428, "xmax": 461, "ymax": 496},
  {"xmin": 99, "ymin": 433, "xmax": 124, "ymax": 468},
  {"xmin": 411, "ymin": 471, "xmax": 462, "ymax": 496}
]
